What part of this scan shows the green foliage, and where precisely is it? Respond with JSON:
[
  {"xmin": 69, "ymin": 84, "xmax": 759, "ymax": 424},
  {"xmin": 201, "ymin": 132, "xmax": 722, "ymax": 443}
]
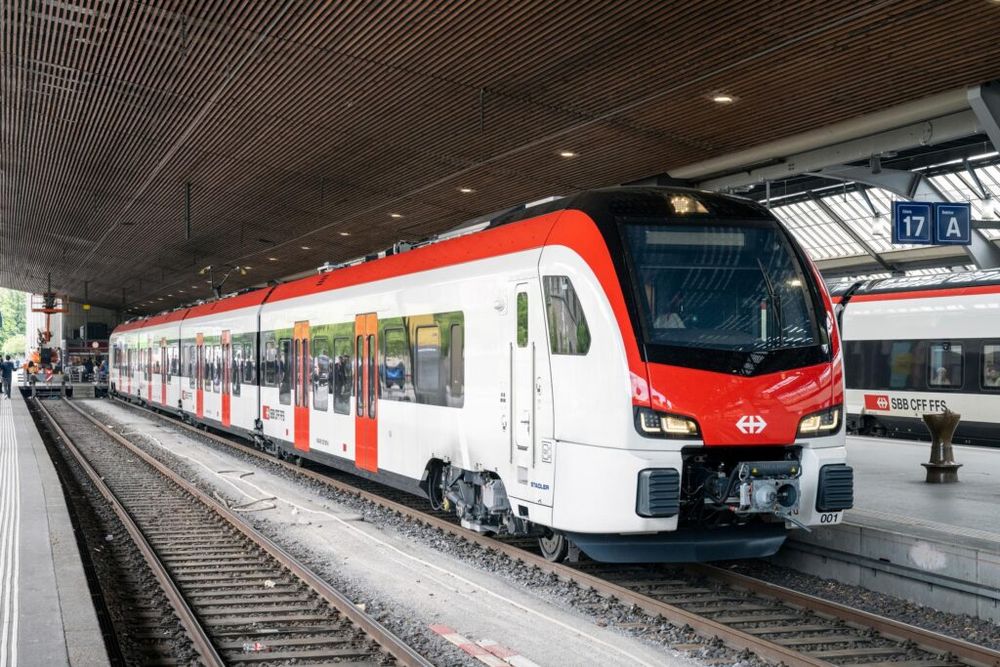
[
  {"xmin": 0, "ymin": 289, "xmax": 26, "ymax": 354},
  {"xmin": 2, "ymin": 334, "xmax": 25, "ymax": 357}
]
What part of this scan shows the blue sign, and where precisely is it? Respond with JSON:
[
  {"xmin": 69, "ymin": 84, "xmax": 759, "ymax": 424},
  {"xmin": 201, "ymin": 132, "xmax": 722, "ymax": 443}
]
[
  {"xmin": 933, "ymin": 202, "xmax": 972, "ymax": 245},
  {"xmin": 892, "ymin": 201, "xmax": 933, "ymax": 245}
]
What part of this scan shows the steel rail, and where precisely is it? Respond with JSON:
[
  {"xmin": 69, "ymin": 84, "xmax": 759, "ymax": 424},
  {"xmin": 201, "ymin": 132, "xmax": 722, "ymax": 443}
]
[
  {"xmin": 693, "ymin": 564, "xmax": 1000, "ymax": 667},
  {"xmin": 112, "ymin": 395, "xmax": 1000, "ymax": 667},
  {"xmin": 60, "ymin": 398, "xmax": 433, "ymax": 667},
  {"xmin": 34, "ymin": 399, "xmax": 225, "ymax": 667}
]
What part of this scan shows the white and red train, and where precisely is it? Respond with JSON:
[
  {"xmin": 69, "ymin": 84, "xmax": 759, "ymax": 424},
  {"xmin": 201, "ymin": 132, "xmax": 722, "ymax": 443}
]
[
  {"xmin": 110, "ymin": 188, "xmax": 853, "ymax": 563},
  {"xmin": 833, "ymin": 270, "xmax": 1000, "ymax": 446}
]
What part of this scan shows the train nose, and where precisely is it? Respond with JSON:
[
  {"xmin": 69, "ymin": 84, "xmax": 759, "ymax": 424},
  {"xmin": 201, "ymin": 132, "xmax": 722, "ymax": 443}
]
[{"xmin": 645, "ymin": 362, "xmax": 835, "ymax": 446}]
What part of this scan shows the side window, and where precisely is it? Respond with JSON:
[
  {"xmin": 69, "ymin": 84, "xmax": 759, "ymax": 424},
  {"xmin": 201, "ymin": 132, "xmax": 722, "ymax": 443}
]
[
  {"xmin": 243, "ymin": 342, "xmax": 255, "ymax": 384},
  {"xmin": 313, "ymin": 336, "xmax": 330, "ymax": 411},
  {"xmin": 449, "ymin": 323, "xmax": 464, "ymax": 404},
  {"xmin": 928, "ymin": 342, "xmax": 963, "ymax": 388},
  {"xmin": 356, "ymin": 336, "xmax": 364, "ymax": 414},
  {"xmin": 231, "ymin": 343, "xmax": 241, "ymax": 397},
  {"xmin": 983, "ymin": 344, "xmax": 1000, "ymax": 390},
  {"xmin": 414, "ymin": 326, "xmax": 441, "ymax": 393},
  {"xmin": 333, "ymin": 337, "xmax": 353, "ymax": 415},
  {"xmin": 543, "ymin": 276, "xmax": 591, "ymax": 355},
  {"xmin": 278, "ymin": 338, "xmax": 291, "ymax": 405},
  {"xmin": 264, "ymin": 341, "xmax": 277, "ymax": 386},
  {"xmin": 381, "ymin": 327, "xmax": 411, "ymax": 399},
  {"xmin": 516, "ymin": 292, "xmax": 528, "ymax": 347},
  {"xmin": 186, "ymin": 344, "xmax": 195, "ymax": 388}
]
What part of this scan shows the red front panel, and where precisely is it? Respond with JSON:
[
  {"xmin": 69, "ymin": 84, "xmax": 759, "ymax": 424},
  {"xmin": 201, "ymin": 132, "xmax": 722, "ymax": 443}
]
[{"xmin": 646, "ymin": 360, "xmax": 841, "ymax": 446}]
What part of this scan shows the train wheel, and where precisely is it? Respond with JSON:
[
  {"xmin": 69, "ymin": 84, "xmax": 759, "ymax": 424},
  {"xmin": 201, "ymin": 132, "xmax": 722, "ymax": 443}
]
[{"xmin": 539, "ymin": 530, "xmax": 569, "ymax": 562}]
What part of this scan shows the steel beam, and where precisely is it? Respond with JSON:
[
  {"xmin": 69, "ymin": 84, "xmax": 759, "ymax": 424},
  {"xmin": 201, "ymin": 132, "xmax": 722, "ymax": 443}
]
[
  {"xmin": 804, "ymin": 165, "xmax": 1000, "ymax": 269},
  {"xmin": 810, "ymin": 194, "xmax": 896, "ymax": 272},
  {"xmin": 969, "ymin": 82, "xmax": 1000, "ymax": 153}
]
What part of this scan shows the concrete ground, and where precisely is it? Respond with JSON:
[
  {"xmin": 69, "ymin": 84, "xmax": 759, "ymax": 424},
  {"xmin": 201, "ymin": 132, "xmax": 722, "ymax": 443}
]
[
  {"xmin": 846, "ymin": 434, "xmax": 1000, "ymax": 544},
  {"xmin": 2, "ymin": 393, "xmax": 109, "ymax": 667},
  {"xmin": 86, "ymin": 400, "xmax": 698, "ymax": 667}
]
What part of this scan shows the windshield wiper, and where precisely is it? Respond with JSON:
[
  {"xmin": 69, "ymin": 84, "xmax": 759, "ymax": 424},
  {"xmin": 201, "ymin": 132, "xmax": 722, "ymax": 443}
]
[{"xmin": 756, "ymin": 258, "xmax": 784, "ymax": 346}]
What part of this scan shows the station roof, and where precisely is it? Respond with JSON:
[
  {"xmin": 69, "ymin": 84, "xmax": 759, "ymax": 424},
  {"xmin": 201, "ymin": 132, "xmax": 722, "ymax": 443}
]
[{"xmin": 3, "ymin": 1, "xmax": 1000, "ymax": 313}]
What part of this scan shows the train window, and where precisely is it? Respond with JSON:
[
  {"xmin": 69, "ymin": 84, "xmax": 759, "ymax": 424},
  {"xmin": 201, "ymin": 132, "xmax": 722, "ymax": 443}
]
[
  {"xmin": 212, "ymin": 345, "xmax": 221, "ymax": 393},
  {"xmin": 381, "ymin": 327, "xmax": 411, "ymax": 399},
  {"xmin": 449, "ymin": 324, "xmax": 464, "ymax": 404},
  {"xmin": 543, "ymin": 276, "xmax": 591, "ymax": 355},
  {"xmin": 312, "ymin": 335, "xmax": 330, "ymax": 411},
  {"xmin": 928, "ymin": 343, "xmax": 963, "ymax": 388},
  {"xmin": 231, "ymin": 343, "xmax": 241, "ymax": 397},
  {"xmin": 263, "ymin": 340, "xmax": 277, "ymax": 386},
  {"xmin": 196, "ymin": 344, "xmax": 204, "ymax": 391},
  {"xmin": 242, "ymin": 342, "xmax": 254, "ymax": 384},
  {"xmin": 333, "ymin": 337, "xmax": 353, "ymax": 415},
  {"xmin": 356, "ymin": 336, "xmax": 364, "ymax": 415},
  {"xmin": 516, "ymin": 292, "xmax": 528, "ymax": 347},
  {"xmin": 368, "ymin": 334, "xmax": 376, "ymax": 418},
  {"xmin": 186, "ymin": 344, "xmax": 195, "ymax": 388},
  {"xmin": 279, "ymin": 339, "xmax": 291, "ymax": 405},
  {"xmin": 415, "ymin": 326, "xmax": 441, "ymax": 393},
  {"xmin": 983, "ymin": 344, "xmax": 1000, "ymax": 390},
  {"xmin": 301, "ymin": 338, "xmax": 311, "ymax": 409}
]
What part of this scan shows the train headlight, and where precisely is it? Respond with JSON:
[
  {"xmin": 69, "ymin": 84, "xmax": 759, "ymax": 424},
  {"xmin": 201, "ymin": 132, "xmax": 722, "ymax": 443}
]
[
  {"xmin": 635, "ymin": 407, "xmax": 700, "ymax": 439},
  {"xmin": 797, "ymin": 405, "xmax": 841, "ymax": 436}
]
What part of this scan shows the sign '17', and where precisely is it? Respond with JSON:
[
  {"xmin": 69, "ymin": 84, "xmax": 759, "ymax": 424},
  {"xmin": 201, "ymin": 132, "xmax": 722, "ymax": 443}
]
[{"xmin": 892, "ymin": 201, "xmax": 971, "ymax": 246}]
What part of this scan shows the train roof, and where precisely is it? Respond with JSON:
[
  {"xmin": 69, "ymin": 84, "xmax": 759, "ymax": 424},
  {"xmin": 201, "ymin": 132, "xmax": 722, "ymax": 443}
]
[
  {"xmin": 113, "ymin": 187, "xmax": 772, "ymax": 335},
  {"xmin": 827, "ymin": 269, "xmax": 1000, "ymax": 298}
]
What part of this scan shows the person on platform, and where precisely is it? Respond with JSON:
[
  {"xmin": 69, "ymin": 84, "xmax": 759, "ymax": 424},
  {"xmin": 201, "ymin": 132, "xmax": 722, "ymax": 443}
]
[{"xmin": 1, "ymin": 356, "xmax": 14, "ymax": 399}]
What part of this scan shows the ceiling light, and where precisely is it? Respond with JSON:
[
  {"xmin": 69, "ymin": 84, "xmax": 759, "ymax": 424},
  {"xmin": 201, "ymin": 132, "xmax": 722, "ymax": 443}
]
[
  {"xmin": 301, "ymin": 246, "xmax": 311, "ymax": 250},
  {"xmin": 458, "ymin": 187, "xmax": 475, "ymax": 194},
  {"xmin": 339, "ymin": 232, "xmax": 350, "ymax": 236},
  {"xmin": 244, "ymin": 266, "xmax": 252, "ymax": 270},
  {"xmin": 191, "ymin": 285, "xmax": 198, "ymax": 289},
  {"xmin": 178, "ymin": 290, "xmax": 185, "ymax": 293},
  {"xmin": 389, "ymin": 213, "xmax": 403, "ymax": 219},
  {"xmin": 558, "ymin": 150, "xmax": 577, "ymax": 158},
  {"xmin": 268, "ymin": 257, "xmax": 278, "ymax": 261},
  {"xmin": 167, "ymin": 294, "xmax": 173, "ymax": 297},
  {"xmin": 157, "ymin": 298, "xmax": 164, "ymax": 301},
  {"xmin": 711, "ymin": 93, "xmax": 737, "ymax": 104}
]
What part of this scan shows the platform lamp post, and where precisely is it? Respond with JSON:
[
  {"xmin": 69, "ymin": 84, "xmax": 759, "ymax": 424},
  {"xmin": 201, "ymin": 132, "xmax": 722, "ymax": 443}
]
[{"xmin": 921, "ymin": 409, "xmax": 963, "ymax": 483}]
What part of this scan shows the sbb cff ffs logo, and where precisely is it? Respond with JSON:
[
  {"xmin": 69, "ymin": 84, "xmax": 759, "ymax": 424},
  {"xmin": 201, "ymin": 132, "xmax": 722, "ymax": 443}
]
[
  {"xmin": 864, "ymin": 394, "xmax": 890, "ymax": 411},
  {"xmin": 736, "ymin": 415, "xmax": 767, "ymax": 434}
]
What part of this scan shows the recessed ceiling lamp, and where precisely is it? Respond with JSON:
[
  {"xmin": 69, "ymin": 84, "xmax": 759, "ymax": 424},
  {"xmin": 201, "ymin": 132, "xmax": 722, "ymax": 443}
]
[
  {"xmin": 244, "ymin": 266, "xmax": 252, "ymax": 270},
  {"xmin": 268, "ymin": 257, "xmax": 278, "ymax": 261},
  {"xmin": 558, "ymin": 150, "xmax": 577, "ymax": 158},
  {"xmin": 389, "ymin": 213, "xmax": 403, "ymax": 219},
  {"xmin": 339, "ymin": 231, "xmax": 350, "ymax": 236},
  {"xmin": 157, "ymin": 297, "xmax": 164, "ymax": 301},
  {"xmin": 178, "ymin": 290, "xmax": 185, "ymax": 293},
  {"xmin": 458, "ymin": 187, "xmax": 475, "ymax": 194},
  {"xmin": 301, "ymin": 246, "xmax": 311, "ymax": 250},
  {"xmin": 710, "ymin": 93, "xmax": 737, "ymax": 104}
]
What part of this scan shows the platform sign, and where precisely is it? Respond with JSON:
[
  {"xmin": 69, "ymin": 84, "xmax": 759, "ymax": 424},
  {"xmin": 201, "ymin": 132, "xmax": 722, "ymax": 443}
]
[
  {"xmin": 933, "ymin": 202, "xmax": 971, "ymax": 245},
  {"xmin": 892, "ymin": 201, "xmax": 933, "ymax": 245}
]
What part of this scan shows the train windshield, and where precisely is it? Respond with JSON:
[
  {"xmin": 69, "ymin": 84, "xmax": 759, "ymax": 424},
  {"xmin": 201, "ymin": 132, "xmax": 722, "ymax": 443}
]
[{"xmin": 622, "ymin": 221, "xmax": 822, "ymax": 355}]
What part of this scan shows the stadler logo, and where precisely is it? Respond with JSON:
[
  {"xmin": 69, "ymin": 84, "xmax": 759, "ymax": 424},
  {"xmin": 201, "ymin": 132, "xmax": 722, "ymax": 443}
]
[{"xmin": 736, "ymin": 415, "xmax": 767, "ymax": 434}]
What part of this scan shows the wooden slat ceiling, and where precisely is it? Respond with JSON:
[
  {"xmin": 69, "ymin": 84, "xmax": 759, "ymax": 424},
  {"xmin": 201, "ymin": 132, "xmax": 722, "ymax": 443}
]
[{"xmin": 2, "ymin": 0, "xmax": 1000, "ymax": 312}]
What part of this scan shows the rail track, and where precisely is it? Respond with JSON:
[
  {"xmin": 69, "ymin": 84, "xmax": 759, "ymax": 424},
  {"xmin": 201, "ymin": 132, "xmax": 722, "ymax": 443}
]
[
  {"xmin": 105, "ymin": 395, "xmax": 1000, "ymax": 667},
  {"xmin": 34, "ymin": 398, "xmax": 431, "ymax": 667}
]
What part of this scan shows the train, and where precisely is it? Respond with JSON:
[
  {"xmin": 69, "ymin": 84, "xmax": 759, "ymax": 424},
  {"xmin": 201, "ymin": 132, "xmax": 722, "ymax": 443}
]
[
  {"xmin": 110, "ymin": 187, "xmax": 853, "ymax": 563},
  {"xmin": 833, "ymin": 270, "xmax": 1000, "ymax": 447}
]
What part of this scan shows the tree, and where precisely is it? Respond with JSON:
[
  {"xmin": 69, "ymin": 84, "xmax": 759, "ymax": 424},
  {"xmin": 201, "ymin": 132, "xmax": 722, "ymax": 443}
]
[
  {"xmin": 0, "ymin": 289, "xmax": 26, "ymax": 352},
  {"xmin": 2, "ymin": 334, "xmax": 24, "ymax": 357}
]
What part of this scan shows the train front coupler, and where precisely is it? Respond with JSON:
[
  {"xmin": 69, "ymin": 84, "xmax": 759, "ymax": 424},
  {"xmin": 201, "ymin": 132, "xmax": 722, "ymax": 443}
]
[{"xmin": 709, "ymin": 460, "xmax": 807, "ymax": 529}]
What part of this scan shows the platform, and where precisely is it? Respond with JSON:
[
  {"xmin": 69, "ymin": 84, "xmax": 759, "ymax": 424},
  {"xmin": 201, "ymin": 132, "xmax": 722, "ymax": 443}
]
[
  {"xmin": 0, "ymin": 391, "xmax": 109, "ymax": 666},
  {"xmin": 776, "ymin": 434, "xmax": 1000, "ymax": 622}
]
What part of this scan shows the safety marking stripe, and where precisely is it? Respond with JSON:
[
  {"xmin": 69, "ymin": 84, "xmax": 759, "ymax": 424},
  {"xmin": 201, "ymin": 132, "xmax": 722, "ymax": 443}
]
[
  {"xmin": 477, "ymin": 639, "xmax": 542, "ymax": 667},
  {"xmin": 430, "ymin": 625, "xmax": 539, "ymax": 666},
  {"xmin": 0, "ymin": 398, "xmax": 20, "ymax": 667}
]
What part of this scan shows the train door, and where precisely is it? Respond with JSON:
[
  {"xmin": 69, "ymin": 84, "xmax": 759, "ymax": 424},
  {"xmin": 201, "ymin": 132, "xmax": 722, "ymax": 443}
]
[
  {"xmin": 354, "ymin": 313, "xmax": 378, "ymax": 472},
  {"xmin": 221, "ymin": 331, "xmax": 232, "ymax": 427},
  {"xmin": 195, "ymin": 333, "xmax": 205, "ymax": 419},
  {"xmin": 146, "ymin": 345, "xmax": 153, "ymax": 402},
  {"xmin": 160, "ymin": 339, "xmax": 167, "ymax": 405},
  {"xmin": 293, "ymin": 322, "xmax": 310, "ymax": 451},
  {"xmin": 511, "ymin": 281, "xmax": 554, "ymax": 506}
]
